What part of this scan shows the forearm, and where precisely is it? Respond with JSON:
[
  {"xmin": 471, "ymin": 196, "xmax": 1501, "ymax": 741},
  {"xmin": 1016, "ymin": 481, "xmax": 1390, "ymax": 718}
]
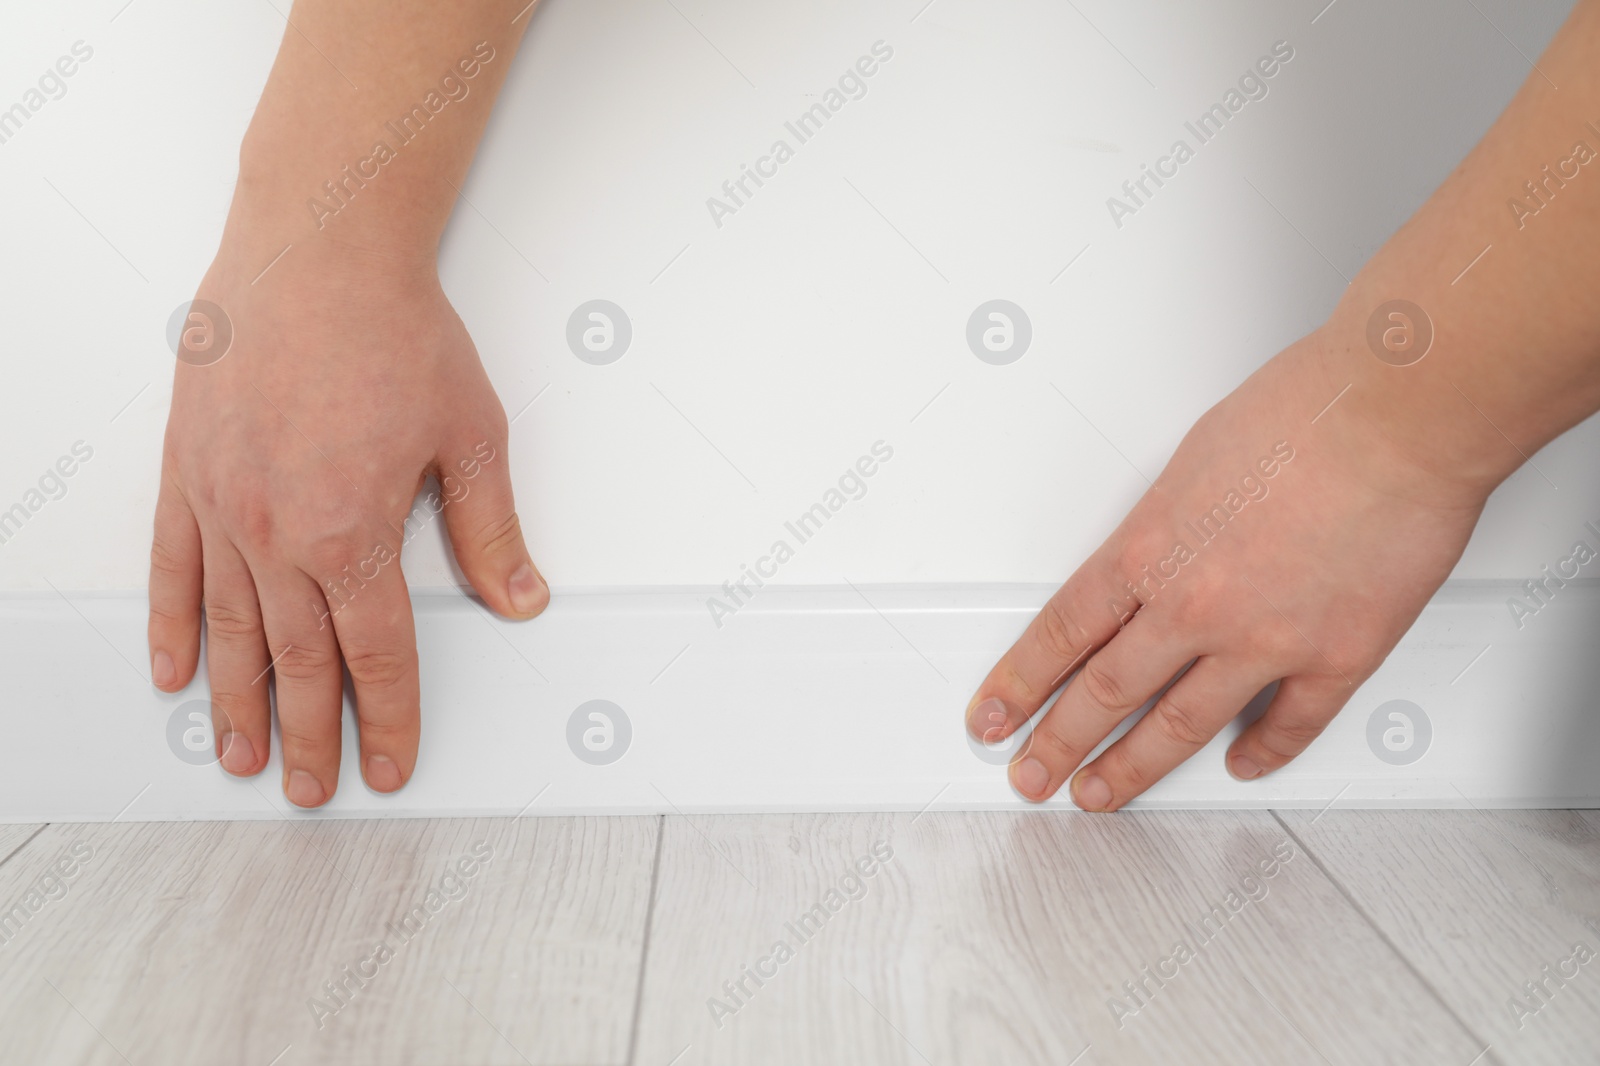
[
  {"xmin": 1318, "ymin": 0, "xmax": 1600, "ymax": 497},
  {"xmin": 222, "ymin": 0, "xmax": 534, "ymax": 271}
]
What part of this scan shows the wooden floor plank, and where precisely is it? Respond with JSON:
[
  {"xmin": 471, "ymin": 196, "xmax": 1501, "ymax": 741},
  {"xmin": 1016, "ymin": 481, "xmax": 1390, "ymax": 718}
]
[
  {"xmin": 1280, "ymin": 808, "xmax": 1600, "ymax": 1066},
  {"xmin": 0, "ymin": 824, "xmax": 45, "ymax": 866},
  {"xmin": 0, "ymin": 816, "xmax": 658, "ymax": 1066},
  {"xmin": 8, "ymin": 810, "xmax": 1587, "ymax": 1065},
  {"xmin": 632, "ymin": 810, "xmax": 1482, "ymax": 1065}
]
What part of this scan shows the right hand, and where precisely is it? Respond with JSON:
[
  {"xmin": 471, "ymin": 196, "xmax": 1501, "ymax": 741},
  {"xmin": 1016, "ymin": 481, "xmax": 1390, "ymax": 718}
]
[{"xmin": 148, "ymin": 233, "xmax": 547, "ymax": 808}]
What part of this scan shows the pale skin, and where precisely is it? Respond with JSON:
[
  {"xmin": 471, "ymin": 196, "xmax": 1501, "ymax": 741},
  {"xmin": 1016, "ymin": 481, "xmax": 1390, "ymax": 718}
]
[
  {"xmin": 148, "ymin": 1, "xmax": 543, "ymax": 807},
  {"xmin": 152, "ymin": 0, "xmax": 1600, "ymax": 809},
  {"xmin": 968, "ymin": 0, "xmax": 1600, "ymax": 809}
]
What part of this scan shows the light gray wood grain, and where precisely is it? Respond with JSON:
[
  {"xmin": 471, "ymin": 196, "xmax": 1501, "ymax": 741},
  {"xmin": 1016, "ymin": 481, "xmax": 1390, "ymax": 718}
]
[
  {"xmin": 0, "ymin": 823, "xmax": 45, "ymax": 865},
  {"xmin": 632, "ymin": 810, "xmax": 1484, "ymax": 1066},
  {"xmin": 1280, "ymin": 808, "xmax": 1600, "ymax": 1066},
  {"xmin": 0, "ymin": 815, "xmax": 658, "ymax": 1066},
  {"xmin": 7, "ymin": 810, "xmax": 1589, "ymax": 1065}
]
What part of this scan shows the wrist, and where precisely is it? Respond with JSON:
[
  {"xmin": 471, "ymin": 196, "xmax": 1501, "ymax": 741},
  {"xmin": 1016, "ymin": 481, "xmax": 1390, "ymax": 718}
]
[
  {"xmin": 197, "ymin": 157, "xmax": 442, "ymax": 307},
  {"xmin": 1302, "ymin": 309, "xmax": 1504, "ymax": 509},
  {"xmin": 232, "ymin": 123, "xmax": 448, "ymax": 269},
  {"xmin": 1312, "ymin": 262, "xmax": 1544, "ymax": 504}
]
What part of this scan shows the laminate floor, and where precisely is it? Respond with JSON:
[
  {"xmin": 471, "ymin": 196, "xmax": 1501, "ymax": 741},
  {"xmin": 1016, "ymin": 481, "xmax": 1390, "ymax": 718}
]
[{"xmin": 0, "ymin": 809, "xmax": 1594, "ymax": 1065}]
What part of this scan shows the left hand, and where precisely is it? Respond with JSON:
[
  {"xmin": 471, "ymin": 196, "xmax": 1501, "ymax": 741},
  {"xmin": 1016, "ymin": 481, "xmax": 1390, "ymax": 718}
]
[{"xmin": 965, "ymin": 330, "xmax": 1488, "ymax": 810}]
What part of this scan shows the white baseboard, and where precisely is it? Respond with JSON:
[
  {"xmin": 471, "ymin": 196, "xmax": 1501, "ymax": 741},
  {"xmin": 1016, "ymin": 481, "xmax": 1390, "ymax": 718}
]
[{"xmin": 3, "ymin": 581, "xmax": 1596, "ymax": 822}]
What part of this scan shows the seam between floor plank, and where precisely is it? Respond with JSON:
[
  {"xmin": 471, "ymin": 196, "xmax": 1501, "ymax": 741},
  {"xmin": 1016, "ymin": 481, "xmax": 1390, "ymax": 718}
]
[
  {"xmin": 625, "ymin": 814, "xmax": 668, "ymax": 1066},
  {"xmin": 1270, "ymin": 809, "xmax": 1505, "ymax": 1066},
  {"xmin": 0, "ymin": 824, "xmax": 49, "ymax": 872}
]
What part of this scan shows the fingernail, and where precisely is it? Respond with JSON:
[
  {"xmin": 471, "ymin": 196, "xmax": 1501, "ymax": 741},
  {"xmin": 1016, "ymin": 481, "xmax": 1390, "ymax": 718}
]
[
  {"xmin": 1013, "ymin": 757, "xmax": 1050, "ymax": 799},
  {"xmin": 285, "ymin": 769, "xmax": 326, "ymax": 808},
  {"xmin": 1229, "ymin": 753, "xmax": 1266, "ymax": 780},
  {"xmin": 152, "ymin": 650, "xmax": 175, "ymax": 688},
  {"xmin": 968, "ymin": 696, "xmax": 1010, "ymax": 741},
  {"xmin": 1072, "ymin": 773, "xmax": 1113, "ymax": 811},
  {"xmin": 365, "ymin": 753, "xmax": 403, "ymax": 792},
  {"xmin": 219, "ymin": 732, "xmax": 256, "ymax": 775},
  {"xmin": 507, "ymin": 563, "xmax": 547, "ymax": 616}
]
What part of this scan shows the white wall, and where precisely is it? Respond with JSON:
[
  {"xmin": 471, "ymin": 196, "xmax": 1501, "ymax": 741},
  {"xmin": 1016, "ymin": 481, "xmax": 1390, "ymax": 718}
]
[{"xmin": 0, "ymin": 0, "xmax": 1587, "ymax": 595}]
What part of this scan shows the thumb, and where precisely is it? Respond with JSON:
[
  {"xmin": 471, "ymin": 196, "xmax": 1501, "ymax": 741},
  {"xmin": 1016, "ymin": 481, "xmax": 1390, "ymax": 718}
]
[{"xmin": 437, "ymin": 437, "xmax": 548, "ymax": 619}]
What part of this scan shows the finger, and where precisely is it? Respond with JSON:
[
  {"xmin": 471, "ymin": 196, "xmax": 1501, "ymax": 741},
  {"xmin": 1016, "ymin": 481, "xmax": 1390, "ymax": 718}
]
[
  {"xmin": 1073, "ymin": 658, "xmax": 1274, "ymax": 811},
  {"xmin": 436, "ymin": 435, "xmax": 548, "ymax": 619},
  {"xmin": 1008, "ymin": 611, "xmax": 1191, "ymax": 802},
  {"xmin": 255, "ymin": 564, "xmax": 345, "ymax": 808},
  {"xmin": 148, "ymin": 473, "xmax": 203, "ymax": 691},
  {"xmin": 323, "ymin": 541, "xmax": 420, "ymax": 794},
  {"xmin": 1226, "ymin": 675, "xmax": 1351, "ymax": 781},
  {"xmin": 200, "ymin": 537, "xmax": 271, "ymax": 777},
  {"xmin": 966, "ymin": 556, "xmax": 1135, "ymax": 744}
]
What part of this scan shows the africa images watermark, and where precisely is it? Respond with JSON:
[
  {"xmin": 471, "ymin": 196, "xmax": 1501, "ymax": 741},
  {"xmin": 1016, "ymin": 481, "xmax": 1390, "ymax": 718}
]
[
  {"xmin": 1106, "ymin": 441, "xmax": 1296, "ymax": 626},
  {"xmin": 1506, "ymin": 518, "xmax": 1600, "ymax": 630},
  {"xmin": 1506, "ymin": 926, "xmax": 1597, "ymax": 1031},
  {"xmin": 0, "ymin": 841, "xmax": 95, "ymax": 949},
  {"xmin": 0, "ymin": 39, "xmax": 94, "ymax": 149},
  {"xmin": 706, "ymin": 441, "xmax": 895, "ymax": 629},
  {"xmin": 1106, "ymin": 40, "xmax": 1296, "ymax": 229},
  {"xmin": 705, "ymin": 840, "xmax": 895, "ymax": 1030},
  {"xmin": 1506, "ymin": 118, "xmax": 1600, "ymax": 231},
  {"xmin": 305, "ymin": 41, "xmax": 498, "ymax": 231},
  {"xmin": 306, "ymin": 840, "xmax": 494, "ymax": 1030},
  {"xmin": 312, "ymin": 440, "xmax": 496, "ymax": 630},
  {"xmin": 705, "ymin": 40, "xmax": 896, "ymax": 229},
  {"xmin": 1108, "ymin": 837, "xmax": 1298, "ymax": 1029},
  {"xmin": 0, "ymin": 440, "xmax": 95, "ymax": 549}
]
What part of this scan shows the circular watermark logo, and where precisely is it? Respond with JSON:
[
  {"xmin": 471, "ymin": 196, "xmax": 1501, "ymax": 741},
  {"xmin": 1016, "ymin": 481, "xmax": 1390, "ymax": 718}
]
[
  {"xmin": 966, "ymin": 699, "xmax": 1035, "ymax": 766},
  {"xmin": 1366, "ymin": 699, "xmax": 1431, "ymax": 765},
  {"xmin": 566, "ymin": 300, "xmax": 632, "ymax": 365},
  {"xmin": 166, "ymin": 299, "xmax": 234, "ymax": 367},
  {"xmin": 166, "ymin": 699, "xmax": 225, "ymax": 765},
  {"xmin": 567, "ymin": 699, "xmax": 632, "ymax": 765},
  {"xmin": 1364, "ymin": 300, "xmax": 1432, "ymax": 367},
  {"xmin": 966, "ymin": 300, "xmax": 1032, "ymax": 366}
]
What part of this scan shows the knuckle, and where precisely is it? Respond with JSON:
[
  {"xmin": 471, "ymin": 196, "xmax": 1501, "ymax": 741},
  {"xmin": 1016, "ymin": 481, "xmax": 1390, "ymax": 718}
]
[
  {"xmin": 148, "ymin": 599, "xmax": 194, "ymax": 630},
  {"xmin": 1109, "ymin": 538, "xmax": 1146, "ymax": 583},
  {"xmin": 301, "ymin": 534, "xmax": 368, "ymax": 579},
  {"xmin": 1261, "ymin": 715, "xmax": 1328, "ymax": 756},
  {"xmin": 217, "ymin": 496, "xmax": 277, "ymax": 554},
  {"xmin": 1162, "ymin": 587, "xmax": 1211, "ymax": 633},
  {"xmin": 278, "ymin": 721, "xmax": 334, "ymax": 753},
  {"xmin": 149, "ymin": 533, "xmax": 194, "ymax": 581},
  {"xmin": 1101, "ymin": 745, "xmax": 1153, "ymax": 794},
  {"xmin": 207, "ymin": 687, "xmax": 259, "ymax": 725},
  {"xmin": 1026, "ymin": 726, "xmax": 1083, "ymax": 772},
  {"xmin": 475, "ymin": 510, "xmax": 522, "ymax": 557},
  {"xmin": 1316, "ymin": 635, "xmax": 1374, "ymax": 683},
  {"xmin": 342, "ymin": 645, "xmax": 414, "ymax": 692},
  {"xmin": 998, "ymin": 662, "xmax": 1038, "ymax": 707},
  {"xmin": 1078, "ymin": 660, "xmax": 1134, "ymax": 716},
  {"xmin": 215, "ymin": 481, "xmax": 368, "ymax": 562},
  {"xmin": 1035, "ymin": 601, "xmax": 1084, "ymax": 666},
  {"xmin": 1112, "ymin": 535, "xmax": 1169, "ymax": 598},
  {"xmin": 1153, "ymin": 693, "xmax": 1215, "ymax": 748},
  {"xmin": 356, "ymin": 715, "xmax": 414, "ymax": 745},
  {"xmin": 204, "ymin": 600, "xmax": 261, "ymax": 643},
  {"xmin": 271, "ymin": 641, "xmax": 338, "ymax": 681},
  {"xmin": 1262, "ymin": 623, "xmax": 1308, "ymax": 664}
]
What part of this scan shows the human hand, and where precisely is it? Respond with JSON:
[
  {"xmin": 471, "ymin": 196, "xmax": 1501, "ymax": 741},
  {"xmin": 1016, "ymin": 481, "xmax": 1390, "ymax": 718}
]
[
  {"xmin": 965, "ymin": 333, "xmax": 1488, "ymax": 810},
  {"xmin": 147, "ymin": 235, "xmax": 547, "ymax": 808},
  {"xmin": 964, "ymin": 0, "xmax": 1600, "ymax": 811}
]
